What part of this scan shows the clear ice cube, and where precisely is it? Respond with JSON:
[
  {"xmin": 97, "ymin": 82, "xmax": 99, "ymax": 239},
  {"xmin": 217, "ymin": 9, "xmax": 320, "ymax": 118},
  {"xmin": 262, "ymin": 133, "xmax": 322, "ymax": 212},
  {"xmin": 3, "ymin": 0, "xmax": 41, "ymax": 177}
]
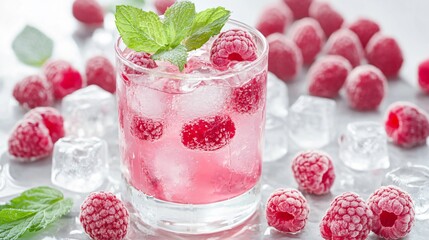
[
  {"xmin": 128, "ymin": 84, "xmax": 170, "ymax": 119},
  {"xmin": 51, "ymin": 137, "xmax": 108, "ymax": 192},
  {"xmin": 266, "ymin": 73, "xmax": 288, "ymax": 118},
  {"xmin": 264, "ymin": 114, "xmax": 288, "ymax": 162}
]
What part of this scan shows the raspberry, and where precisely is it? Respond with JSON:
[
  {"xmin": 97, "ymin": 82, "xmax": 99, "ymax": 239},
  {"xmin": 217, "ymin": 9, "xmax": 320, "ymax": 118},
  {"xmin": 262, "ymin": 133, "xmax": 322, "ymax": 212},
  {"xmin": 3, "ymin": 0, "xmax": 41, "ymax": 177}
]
[
  {"xmin": 181, "ymin": 115, "xmax": 235, "ymax": 151},
  {"xmin": 283, "ymin": 0, "xmax": 313, "ymax": 19},
  {"xmin": 367, "ymin": 186, "xmax": 415, "ymax": 239},
  {"xmin": 44, "ymin": 60, "xmax": 83, "ymax": 99},
  {"xmin": 72, "ymin": 0, "xmax": 104, "ymax": 26},
  {"xmin": 345, "ymin": 65, "xmax": 387, "ymax": 111},
  {"xmin": 267, "ymin": 33, "xmax": 302, "ymax": 82},
  {"xmin": 24, "ymin": 107, "xmax": 65, "ymax": 143},
  {"xmin": 366, "ymin": 33, "xmax": 403, "ymax": 78},
  {"xmin": 348, "ymin": 18, "xmax": 381, "ymax": 48},
  {"xmin": 265, "ymin": 189, "xmax": 309, "ymax": 233},
  {"xmin": 309, "ymin": 1, "xmax": 344, "ymax": 37},
  {"xmin": 154, "ymin": 0, "xmax": 175, "ymax": 15},
  {"xmin": 210, "ymin": 29, "xmax": 257, "ymax": 69},
  {"xmin": 130, "ymin": 115, "xmax": 163, "ymax": 142},
  {"xmin": 289, "ymin": 18, "xmax": 325, "ymax": 64},
  {"xmin": 86, "ymin": 56, "xmax": 116, "ymax": 93},
  {"xmin": 384, "ymin": 102, "xmax": 429, "ymax": 148},
  {"xmin": 320, "ymin": 192, "xmax": 373, "ymax": 240},
  {"xmin": 308, "ymin": 55, "xmax": 352, "ymax": 98},
  {"xmin": 80, "ymin": 192, "xmax": 129, "ymax": 240},
  {"xmin": 13, "ymin": 75, "xmax": 53, "ymax": 109},
  {"xmin": 256, "ymin": 2, "xmax": 294, "ymax": 37},
  {"xmin": 291, "ymin": 151, "xmax": 335, "ymax": 195},
  {"xmin": 418, "ymin": 59, "xmax": 429, "ymax": 93},
  {"xmin": 231, "ymin": 71, "xmax": 266, "ymax": 114},
  {"xmin": 325, "ymin": 29, "xmax": 363, "ymax": 67},
  {"xmin": 124, "ymin": 52, "xmax": 158, "ymax": 77}
]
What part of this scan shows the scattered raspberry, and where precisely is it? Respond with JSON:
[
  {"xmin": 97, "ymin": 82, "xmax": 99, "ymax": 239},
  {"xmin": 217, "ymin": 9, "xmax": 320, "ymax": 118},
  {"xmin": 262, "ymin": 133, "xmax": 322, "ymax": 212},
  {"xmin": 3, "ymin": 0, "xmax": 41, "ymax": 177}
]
[
  {"xmin": 231, "ymin": 71, "xmax": 266, "ymax": 114},
  {"xmin": 24, "ymin": 107, "xmax": 65, "ymax": 143},
  {"xmin": 320, "ymin": 192, "xmax": 373, "ymax": 240},
  {"xmin": 181, "ymin": 115, "xmax": 235, "ymax": 151},
  {"xmin": 291, "ymin": 151, "xmax": 335, "ymax": 195},
  {"xmin": 283, "ymin": 0, "xmax": 313, "ymax": 19},
  {"xmin": 309, "ymin": 1, "xmax": 344, "ymax": 37},
  {"xmin": 256, "ymin": 2, "xmax": 294, "ymax": 37},
  {"xmin": 289, "ymin": 18, "xmax": 325, "ymax": 64},
  {"xmin": 210, "ymin": 29, "xmax": 257, "ymax": 69},
  {"xmin": 12, "ymin": 75, "xmax": 53, "ymax": 109},
  {"xmin": 267, "ymin": 33, "xmax": 302, "ymax": 82},
  {"xmin": 384, "ymin": 102, "xmax": 429, "ymax": 148},
  {"xmin": 80, "ymin": 192, "xmax": 129, "ymax": 240},
  {"xmin": 86, "ymin": 56, "xmax": 116, "ymax": 93},
  {"xmin": 366, "ymin": 33, "xmax": 403, "ymax": 78},
  {"xmin": 418, "ymin": 59, "xmax": 429, "ymax": 93},
  {"xmin": 154, "ymin": 0, "xmax": 175, "ymax": 15},
  {"xmin": 345, "ymin": 65, "xmax": 387, "ymax": 111},
  {"xmin": 348, "ymin": 18, "xmax": 381, "ymax": 48},
  {"xmin": 130, "ymin": 115, "xmax": 163, "ymax": 141},
  {"xmin": 266, "ymin": 189, "xmax": 309, "ymax": 233},
  {"xmin": 367, "ymin": 186, "xmax": 415, "ymax": 239},
  {"xmin": 72, "ymin": 0, "xmax": 104, "ymax": 26},
  {"xmin": 44, "ymin": 60, "xmax": 83, "ymax": 99},
  {"xmin": 308, "ymin": 55, "xmax": 352, "ymax": 98},
  {"xmin": 325, "ymin": 29, "xmax": 363, "ymax": 67}
]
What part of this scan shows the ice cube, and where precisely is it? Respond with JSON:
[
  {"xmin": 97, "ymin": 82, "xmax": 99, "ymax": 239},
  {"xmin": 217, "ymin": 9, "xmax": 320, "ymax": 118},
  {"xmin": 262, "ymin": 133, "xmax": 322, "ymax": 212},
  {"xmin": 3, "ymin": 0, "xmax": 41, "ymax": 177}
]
[
  {"xmin": 128, "ymin": 84, "xmax": 170, "ymax": 119},
  {"xmin": 339, "ymin": 121, "xmax": 389, "ymax": 171},
  {"xmin": 62, "ymin": 85, "xmax": 117, "ymax": 138},
  {"xmin": 264, "ymin": 114, "xmax": 288, "ymax": 162},
  {"xmin": 267, "ymin": 73, "xmax": 288, "ymax": 118},
  {"xmin": 51, "ymin": 137, "xmax": 108, "ymax": 192},
  {"xmin": 288, "ymin": 95, "xmax": 336, "ymax": 148}
]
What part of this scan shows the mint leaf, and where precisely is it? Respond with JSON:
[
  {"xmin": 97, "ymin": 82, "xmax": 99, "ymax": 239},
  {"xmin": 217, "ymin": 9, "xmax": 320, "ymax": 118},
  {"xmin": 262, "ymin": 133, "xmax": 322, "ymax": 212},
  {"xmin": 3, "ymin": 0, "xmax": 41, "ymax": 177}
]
[
  {"xmin": 28, "ymin": 198, "xmax": 73, "ymax": 232},
  {"xmin": 0, "ymin": 209, "xmax": 36, "ymax": 224},
  {"xmin": 152, "ymin": 45, "xmax": 188, "ymax": 71},
  {"xmin": 8, "ymin": 186, "xmax": 63, "ymax": 210},
  {"xmin": 164, "ymin": 1, "xmax": 196, "ymax": 46},
  {"xmin": 12, "ymin": 25, "xmax": 53, "ymax": 67},
  {"xmin": 0, "ymin": 217, "xmax": 35, "ymax": 240}
]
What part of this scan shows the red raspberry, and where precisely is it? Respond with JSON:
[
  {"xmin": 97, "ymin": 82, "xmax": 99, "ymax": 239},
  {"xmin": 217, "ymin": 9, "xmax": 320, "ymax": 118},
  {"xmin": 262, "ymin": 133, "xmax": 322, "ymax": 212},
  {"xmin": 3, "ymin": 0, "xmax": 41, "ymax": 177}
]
[
  {"xmin": 24, "ymin": 107, "xmax": 65, "ymax": 143},
  {"xmin": 154, "ymin": 0, "xmax": 175, "ymax": 15},
  {"xmin": 348, "ymin": 18, "xmax": 381, "ymax": 48},
  {"xmin": 267, "ymin": 33, "xmax": 302, "ymax": 82},
  {"xmin": 72, "ymin": 0, "xmax": 104, "ymax": 26},
  {"xmin": 181, "ymin": 115, "xmax": 235, "ymax": 151},
  {"xmin": 308, "ymin": 55, "xmax": 352, "ymax": 98},
  {"xmin": 366, "ymin": 33, "xmax": 403, "ymax": 78},
  {"xmin": 418, "ymin": 59, "xmax": 429, "ymax": 93},
  {"xmin": 231, "ymin": 71, "xmax": 266, "ymax": 114},
  {"xmin": 80, "ymin": 192, "xmax": 129, "ymax": 240},
  {"xmin": 367, "ymin": 186, "xmax": 415, "ymax": 239},
  {"xmin": 130, "ymin": 115, "xmax": 163, "ymax": 141},
  {"xmin": 384, "ymin": 102, "xmax": 429, "ymax": 148},
  {"xmin": 266, "ymin": 189, "xmax": 309, "ymax": 233},
  {"xmin": 256, "ymin": 2, "xmax": 294, "ymax": 37},
  {"xmin": 210, "ymin": 29, "xmax": 257, "ymax": 70},
  {"xmin": 289, "ymin": 18, "xmax": 325, "ymax": 64},
  {"xmin": 309, "ymin": 1, "xmax": 344, "ymax": 37},
  {"xmin": 124, "ymin": 52, "xmax": 158, "ymax": 77},
  {"xmin": 291, "ymin": 151, "xmax": 335, "ymax": 195},
  {"xmin": 13, "ymin": 75, "xmax": 53, "ymax": 109},
  {"xmin": 320, "ymin": 192, "xmax": 373, "ymax": 240},
  {"xmin": 325, "ymin": 29, "xmax": 363, "ymax": 67},
  {"xmin": 86, "ymin": 56, "xmax": 116, "ymax": 93},
  {"xmin": 283, "ymin": 0, "xmax": 313, "ymax": 19},
  {"xmin": 345, "ymin": 65, "xmax": 387, "ymax": 111},
  {"xmin": 44, "ymin": 60, "xmax": 83, "ymax": 99}
]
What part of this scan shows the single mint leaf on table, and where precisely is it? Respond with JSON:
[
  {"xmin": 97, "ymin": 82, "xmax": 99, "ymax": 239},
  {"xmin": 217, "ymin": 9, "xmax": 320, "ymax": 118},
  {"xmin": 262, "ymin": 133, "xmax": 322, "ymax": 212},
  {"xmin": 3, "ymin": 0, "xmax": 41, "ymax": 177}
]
[
  {"xmin": 8, "ymin": 186, "xmax": 63, "ymax": 210},
  {"xmin": 164, "ymin": 1, "xmax": 196, "ymax": 46},
  {"xmin": 152, "ymin": 45, "xmax": 188, "ymax": 71},
  {"xmin": 0, "ymin": 209, "xmax": 37, "ymax": 224},
  {"xmin": 28, "ymin": 198, "xmax": 73, "ymax": 232}
]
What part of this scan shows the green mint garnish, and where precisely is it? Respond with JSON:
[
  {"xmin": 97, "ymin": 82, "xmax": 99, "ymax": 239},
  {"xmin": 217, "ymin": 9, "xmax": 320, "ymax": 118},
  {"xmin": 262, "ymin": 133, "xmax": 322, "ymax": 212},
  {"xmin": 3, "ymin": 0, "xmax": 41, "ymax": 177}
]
[
  {"xmin": 115, "ymin": 1, "xmax": 231, "ymax": 71},
  {"xmin": 12, "ymin": 25, "xmax": 53, "ymax": 67},
  {"xmin": 0, "ymin": 186, "xmax": 73, "ymax": 240}
]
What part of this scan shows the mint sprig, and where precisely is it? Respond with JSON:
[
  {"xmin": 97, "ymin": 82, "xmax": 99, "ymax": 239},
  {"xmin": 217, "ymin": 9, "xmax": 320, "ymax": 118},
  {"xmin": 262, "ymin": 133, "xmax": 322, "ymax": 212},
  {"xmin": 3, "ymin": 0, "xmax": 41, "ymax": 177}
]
[{"xmin": 115, "ymin": 1, "xmax": 231, "ymax": 71}]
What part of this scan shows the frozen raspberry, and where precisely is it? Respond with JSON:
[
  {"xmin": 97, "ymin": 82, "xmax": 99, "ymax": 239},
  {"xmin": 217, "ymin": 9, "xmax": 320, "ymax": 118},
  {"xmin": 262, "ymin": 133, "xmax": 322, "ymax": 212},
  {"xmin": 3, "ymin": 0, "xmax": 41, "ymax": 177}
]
[
  {"xmin": 367, "ymin": 186, "xmax": 415, "ymax": 239},
  {"xmin": 181, "ymin": 115, "xmax": 235, "ymax": 151},
  {"xmin": 210, "ymin": 29, "xmax": 257, "ymax": 70},
  {"xmin": 289, "ymin": 18, "xmax": 325, "ymax": 64},
  {"xmin": 154, "ymin": 0, "xmax": 175, "ymax": 15},
  {"xmin": 267, "ymin": 33, "xmax": 302, "ymax": 82},
  {"xmin": 256, "ymin": 2, "xmax": 294, "ymax": 37},
  {"xmin": 320, "ymin": 192, "xmax": 373, "ymax": 240},
  {"xmin": 345, "ymin": 65, "xmax": 387, "ymax": 111},
  {"xmin": 348, "ymin": 18, "xmax": 381, "ymax": 48},
  {"xmin": 13, "ymin": 75, "xmax": 53, "ymax": 109},
  {"xmin": 325, "ymin": 29, "xmax": 363, "ymax": 67},
  {"xmin": 366, "ymin": 33, "xmax": 403, "ymax": 78},
  {"xmin": 418, "ymin": 59, "xmax": 429, "ymax": 93},
  {"xmin": 72, "ymin": 0, "xmax": 104, "ymax": 26},
  {"xmin": 130, "ymin": 115, "xmax": 163, "ymax": 141},
  {"xmin": 266, "ymin": 189, "xmax": 309, "ymax": 233},
  {"xmin": 123, "ymin": 52, "xmax": 158, "ymax": 83},
  {"xmin": 291, "ymin": 151, "xmax": 335, "ymax": 195},
  {"xmin": 86, "ymin": 56, "xmax": 116, "ymax": 93},
  {"xmin": 384, "ymin": 102, "xmax": 429, "ymax": 148},
  {"xmin": 231, "ymin": 71, "xmax": 266, "ymax": 114},
  {"xmin": 80, "ymin": 192, "xmax": 129, "ymax": 240},
  {"xmin": 283, "ymin": 0, "xmax": 313, "ymax": 19},
  {"xmin": 24, "ymin": 107, "xmax": 65, "ymax": 143},
  {"xmin": 44, "ymin": 60, "xmax": 83, "ymax": 99},
  {"xmin": 8, "ymin": 118, "xmax": 53, "ymax": 162},
  {"xmin": 308, "ymin": 55, "xmax": 352, "ymax": 98},
  {"xmin": 309, "ymin": 1, "xmax": 344, "ymax": 37}
]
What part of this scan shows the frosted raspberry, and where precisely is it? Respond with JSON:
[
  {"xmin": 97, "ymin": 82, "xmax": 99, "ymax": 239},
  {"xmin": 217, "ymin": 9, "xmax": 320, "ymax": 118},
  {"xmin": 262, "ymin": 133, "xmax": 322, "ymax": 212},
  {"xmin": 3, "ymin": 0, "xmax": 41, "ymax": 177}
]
[
  {"xmin": 210, "ymin": 29, "xmax": 257, "ymax": 69},
  {"xmin": 345, "ymin": 65, "xmax": 387, "ymax": 111},
  {"xmin": 325, "ymin": 29, "xmax": 363, "ymax": 67},
  {"xmin": 291, "ymin": 151, "xmax": 335, "ymax": 195},
  {"xmin": 130, "ymin": 115, "xmax": 163, "ymax": 142},
  {"xmin": 267, "ymin": 33, "xmax": 302, "ymax": 82},
  {"xmin": 13, "ymin": 75, "xmax": 53, "ymax": 109},
  {"xmin": 366, "ymin": 33, "xmax": 403, "ymax": 78},
  {"xmin": 266, "ymin": 189, "xmax": 309, "ymax": 233},
  {"xmin": 181, "ymin": 115, "xmax": 235, "ymax": 151},
  {"xmin": 289, "ymin": 18, "xmax": 325, "ymax": 64},
  {"xmin": 72, "ymin": 0, "xmax": 104, "ymax": 26},
  {"xmin": 154, "ymin": 0, "xmax": 175, "ymax": 15},
  {"xmin": 308, "ymin": 55, "xmax": 352, "ymax": 98},
  {"xmin": 231, "ymin": 71, "xmax": 266, "ymax": 114},
  {"xmin": 418, "ymin": 59, "xmax": 429, "ymax": 93},
  {"xmin": 44, "ymin": 60, "xmax": 83, "ymax": 99},
  {"xmin": 124, "ymin": 52, "xmax": 158, "ymax": 80},
  {"xmin": 256, "ymin": 2, "xmax": 294, "ymax": 37},
  {"xmin": 348, "ymin": 18, "xmax": 381, "ymax": 48},
  {"xmin": 384, "ymin": 102, "xmax": 429, "ymax": 148},
  {"xmin": 80, "ymin": 192, "xmax": 129, "ymax": 240},
  {"xmin": 320, "ymin": 192, "xmax": 373, "ymax": 240},
  {"xmin": 309, "ymin": 1, "xmax": 344, "ymax": 37},
  {"xmin": 24, "ymin": 107, "xmax": 65, "ymax": 143},
  {"xmin": 367, "ymin": 186, "xmax": 415, "ymax": 239},
  {"xmin": 86, "ymin": 56, "xmax": 115, "ymax": 93},
  {"xmin": 283, "ymin": 0, "xmax": 313, "ymax": 19}
]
